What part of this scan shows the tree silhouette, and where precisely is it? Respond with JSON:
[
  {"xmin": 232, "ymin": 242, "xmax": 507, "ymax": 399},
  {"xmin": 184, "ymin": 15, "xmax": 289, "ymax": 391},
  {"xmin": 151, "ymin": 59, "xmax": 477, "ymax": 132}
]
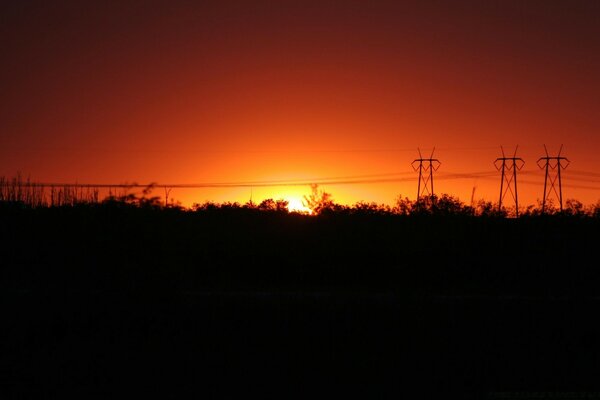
[
  {"xmin": 258, "ymin": 198, "xmax": 289, "ymax": 212},
  {"xmin": 303, "ymin": 184, "xmax": 334, "ymax": 215}
]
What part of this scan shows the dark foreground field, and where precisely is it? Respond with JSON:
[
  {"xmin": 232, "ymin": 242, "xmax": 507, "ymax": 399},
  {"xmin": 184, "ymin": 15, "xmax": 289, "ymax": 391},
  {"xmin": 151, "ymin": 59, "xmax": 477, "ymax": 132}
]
[{"xmin": 2, "ymin": 204, "xmax": 600, "ymax": 398}]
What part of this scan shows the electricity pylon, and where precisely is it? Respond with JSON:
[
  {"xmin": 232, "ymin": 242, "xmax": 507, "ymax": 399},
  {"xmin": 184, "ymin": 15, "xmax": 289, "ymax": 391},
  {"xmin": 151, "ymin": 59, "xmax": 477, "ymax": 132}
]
[
  {"xmin": 494, "ymin": 145, "xmax": 524, "ymax": 216},
  {"xmin": 537, "ymin": 144, "xmax": 570, "ymax": 213},
  {"xmin": 412, "ymin": 147, "xmax": 441, "ymax": 200}
]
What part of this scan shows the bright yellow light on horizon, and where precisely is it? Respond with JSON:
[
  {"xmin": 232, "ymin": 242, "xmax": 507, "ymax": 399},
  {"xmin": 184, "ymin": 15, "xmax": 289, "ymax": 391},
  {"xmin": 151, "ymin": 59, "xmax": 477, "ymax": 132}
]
[{"xmin": 286, "ymin": 197, "xmax": 311, "ymax": 214}]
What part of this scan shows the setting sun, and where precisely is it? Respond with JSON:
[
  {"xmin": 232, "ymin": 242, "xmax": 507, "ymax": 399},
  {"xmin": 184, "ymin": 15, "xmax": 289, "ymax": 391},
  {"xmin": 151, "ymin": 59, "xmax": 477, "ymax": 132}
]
[{"xmin": 286, "ymin": 197, "xmax": 311, "ymax": 214}]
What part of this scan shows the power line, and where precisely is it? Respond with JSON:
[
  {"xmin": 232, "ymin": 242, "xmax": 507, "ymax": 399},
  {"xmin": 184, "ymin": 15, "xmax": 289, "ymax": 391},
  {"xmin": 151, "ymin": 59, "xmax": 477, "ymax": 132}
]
[
  {"xmin": 564, "ymin": 170, "xmax": 600, "ymax": 178},
  {"xmin": 6, "ymin": 170, "xmax": 600, "ymax": 191},
  {"xmin": 4, "ymin": 145, "xmax": 501, "ymax": 154},
  {"xmin": 3, "ymin": 152, "xmax": 600, "ymax": 195}
]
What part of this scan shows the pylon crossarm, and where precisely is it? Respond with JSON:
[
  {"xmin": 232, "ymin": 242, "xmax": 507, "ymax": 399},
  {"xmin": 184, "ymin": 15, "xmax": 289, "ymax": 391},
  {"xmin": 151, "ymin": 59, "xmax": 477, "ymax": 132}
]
[{"xmin": 516, "ymin": 159, "xmax": 525, "ymax": 170}]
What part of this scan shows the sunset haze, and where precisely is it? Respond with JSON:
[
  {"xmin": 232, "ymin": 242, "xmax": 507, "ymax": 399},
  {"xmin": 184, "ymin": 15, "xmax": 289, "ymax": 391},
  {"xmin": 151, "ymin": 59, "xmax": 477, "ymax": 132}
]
[{"xmin": 2, "ymin": 1, "xmax": 599, "ymax": 207}]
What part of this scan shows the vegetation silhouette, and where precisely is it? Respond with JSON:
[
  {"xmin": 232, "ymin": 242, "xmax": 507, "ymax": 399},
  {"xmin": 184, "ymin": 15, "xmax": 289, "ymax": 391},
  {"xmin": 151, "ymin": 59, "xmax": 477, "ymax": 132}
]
[
  {"xmin": 3, "ymin": 174, "xmax": 600, "ymax": 216},
  {"xmin": 2, "ymin": 175, "xmax": 600, "ymax": 396}
]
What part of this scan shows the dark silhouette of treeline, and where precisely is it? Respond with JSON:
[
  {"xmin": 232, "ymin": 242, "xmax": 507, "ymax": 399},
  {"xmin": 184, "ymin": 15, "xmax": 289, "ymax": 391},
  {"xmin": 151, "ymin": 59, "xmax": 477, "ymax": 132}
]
[
  {"xmin": 2, "ymin": 194, "xmax": 599, "ymax": 296},
  {"xmin": 2, "ymin": 178, "xmax": 600, "ymax": 397},
  {"xmin": 3, "ymin": 174, "xmax": 600, "ymax": 217}
]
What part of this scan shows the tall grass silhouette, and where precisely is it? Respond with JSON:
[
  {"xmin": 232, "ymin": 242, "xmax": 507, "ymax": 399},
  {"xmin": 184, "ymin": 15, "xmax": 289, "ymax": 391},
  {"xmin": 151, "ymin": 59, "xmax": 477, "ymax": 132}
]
[{"xmin": 2, "ymin": 174, "xmax": 600, "ymax": 217}]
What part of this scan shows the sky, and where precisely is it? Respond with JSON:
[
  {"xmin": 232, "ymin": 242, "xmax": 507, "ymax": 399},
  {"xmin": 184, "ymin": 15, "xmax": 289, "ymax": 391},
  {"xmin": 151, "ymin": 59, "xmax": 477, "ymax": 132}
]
[{"xmin": 1, "ymin": 0, "xmax": 599, "ymax": 208}]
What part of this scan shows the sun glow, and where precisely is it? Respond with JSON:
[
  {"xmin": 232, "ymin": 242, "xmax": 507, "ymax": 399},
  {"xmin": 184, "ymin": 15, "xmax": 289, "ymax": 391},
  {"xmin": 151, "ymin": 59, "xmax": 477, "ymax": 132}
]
[{"xmin": 286, "ymin": 197, "xmax": 311, "ymax": 214}]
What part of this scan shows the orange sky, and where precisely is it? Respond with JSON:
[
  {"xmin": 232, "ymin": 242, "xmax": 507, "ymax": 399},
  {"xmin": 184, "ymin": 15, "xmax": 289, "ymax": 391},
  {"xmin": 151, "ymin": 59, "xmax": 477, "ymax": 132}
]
[{"xmin": 1, "ymin": 1, "xmax": 599, "ymax": 207}]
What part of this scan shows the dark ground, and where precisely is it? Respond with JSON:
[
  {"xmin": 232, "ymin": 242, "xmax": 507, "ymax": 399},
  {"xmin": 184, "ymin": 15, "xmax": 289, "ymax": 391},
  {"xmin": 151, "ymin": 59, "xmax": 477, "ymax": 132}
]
[{"xmin": 1, "ymin": 204, "xmax": 600, "ymax": 398}]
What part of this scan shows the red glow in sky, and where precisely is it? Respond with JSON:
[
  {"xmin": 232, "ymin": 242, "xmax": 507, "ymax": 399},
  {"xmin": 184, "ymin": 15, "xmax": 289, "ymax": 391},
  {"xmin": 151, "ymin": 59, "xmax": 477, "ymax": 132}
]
[{"xmin": 1, "ymin": 1, "xmax": 599, "ymax": 207}]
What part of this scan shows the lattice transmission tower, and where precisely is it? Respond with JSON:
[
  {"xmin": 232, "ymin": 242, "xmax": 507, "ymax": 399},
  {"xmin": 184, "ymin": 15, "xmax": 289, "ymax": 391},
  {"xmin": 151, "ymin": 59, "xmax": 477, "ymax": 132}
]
[
  {"xmin": 412, "ymin": 147, "xmax": 441, "ymax": 200},
  {"xmin": 494, "ymin": 146, "xmax": 524, "ymax": 216},
  {"xmin": 537, "ymin": 145, "xmax": 569, "ymax": 213}
]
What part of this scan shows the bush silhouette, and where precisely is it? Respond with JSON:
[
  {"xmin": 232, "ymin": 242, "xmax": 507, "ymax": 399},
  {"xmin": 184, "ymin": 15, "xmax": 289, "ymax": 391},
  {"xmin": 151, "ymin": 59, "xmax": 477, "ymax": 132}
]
[{"xmin": 303, "ymin": 184, "xmax": 335, "ymax": 214}]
